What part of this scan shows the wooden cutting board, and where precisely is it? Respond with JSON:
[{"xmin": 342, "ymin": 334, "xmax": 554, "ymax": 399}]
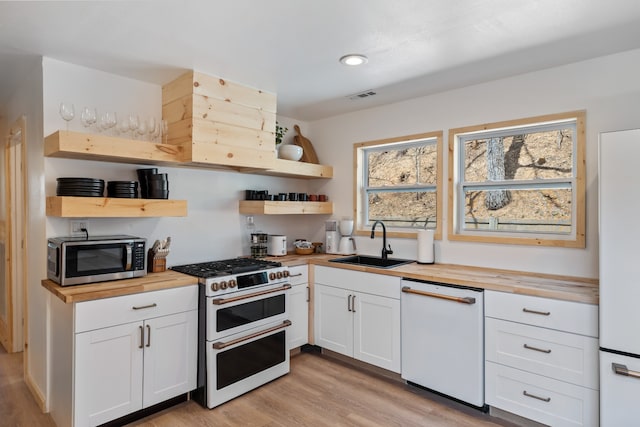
[{"xmin": 293, "ymin": 125, "xmax": 320, "ymax": 164}]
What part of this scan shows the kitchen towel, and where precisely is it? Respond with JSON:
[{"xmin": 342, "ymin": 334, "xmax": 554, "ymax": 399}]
[{"xmin": 417, "ymin": 229, "xmax": 434, "ymax": 264}]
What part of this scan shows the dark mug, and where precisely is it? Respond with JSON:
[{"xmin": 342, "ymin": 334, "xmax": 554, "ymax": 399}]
[
  {"xmin": 278, "ymin": 193, "xmax": 287, "ymax": 201},
  {"xmin": 289, "ymin": 192, "xmax": 298, "ymax": 201},
  {"xmin": 298, "ymin": 193, "xmax": 308, "ymax": 201}
]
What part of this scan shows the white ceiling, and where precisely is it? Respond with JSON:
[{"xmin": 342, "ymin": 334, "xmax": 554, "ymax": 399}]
[{"xmin": 2, "ymin": 0, "xmax": 640, "ymax": 121}]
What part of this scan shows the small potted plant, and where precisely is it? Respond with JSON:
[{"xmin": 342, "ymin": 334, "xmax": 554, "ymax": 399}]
[{"xmin": 275, "ymin": 121, "xmax": 288, "ymax": 145}]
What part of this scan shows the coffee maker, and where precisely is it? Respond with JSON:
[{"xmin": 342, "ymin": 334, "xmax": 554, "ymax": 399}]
[
  {"xmin": 325, "ymin": 220, "xmax": 340, "ymax": 254},
  {"xmin": 338, "ymin": 219, "xmax": 356, "ymax": 255}
]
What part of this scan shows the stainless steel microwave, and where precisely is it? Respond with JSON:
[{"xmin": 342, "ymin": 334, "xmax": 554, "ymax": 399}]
[{"xmin": 47, "ymin": 235, "xmax": 146, "ymax": 286}]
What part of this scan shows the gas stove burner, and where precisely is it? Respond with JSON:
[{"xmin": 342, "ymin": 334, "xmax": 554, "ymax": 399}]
[{"xmin": 171, "ymin": 258, "xmax": 282, "ymax": 278}]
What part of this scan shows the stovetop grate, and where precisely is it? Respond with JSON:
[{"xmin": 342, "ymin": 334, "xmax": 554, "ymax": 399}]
[{"xmin": 171, "ymin": 258, "xmax": 282, "ymax": 278}]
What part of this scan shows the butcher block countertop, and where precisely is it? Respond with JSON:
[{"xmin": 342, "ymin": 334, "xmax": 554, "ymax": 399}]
[
  {"xmin": 42, "ymin": 270, "xmax": 197, "ymax": 304},
  {"xmin": 268, "ymin": 254, "xmax": 599, "ymax": 305},
  {"xmin": 42, "ymin": 255, "xmax": 598, "ymax": 305}
]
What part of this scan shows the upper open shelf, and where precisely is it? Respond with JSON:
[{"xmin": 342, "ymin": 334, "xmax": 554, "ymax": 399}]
[{"xmin": 45, "ymin": 131, "xmax": 333, "ymax": 179}]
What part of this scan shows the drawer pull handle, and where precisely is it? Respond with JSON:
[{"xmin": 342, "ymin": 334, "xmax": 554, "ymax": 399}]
[
  {"xmin": 212, "ymin": 320, "xmax": 291, "ymax": 350},
  {"xmin": 524, "ymin": 344, "xmax": 551, "ymax": 354},
  {"xmin": 289, "ymin": 273, "xmax": 304, "ymax": 277},
  {"xmin": 522, "ymin": 307, "xmax": 550, "ymax": 316},
  {"xmin": 613, "ymin": 363, "xmax": 640, "ymax": 379},
  {"xmin": 402, "ymin": 287, "xmax": 476, "ymax": 305},
  {"xmin": 212, "ymin": 284, "xmax": 291, "ymax": 305},
  {"xmin": 523, "ymin": 390, "xmax": 551, "ymax": 402},
  {"xmin": 132, "ymin": 303, "xmax": 157, "ymax": 310}
]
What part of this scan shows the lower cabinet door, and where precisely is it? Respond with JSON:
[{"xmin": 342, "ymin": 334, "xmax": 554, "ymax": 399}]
[
  {"xmin": 142, "ymin": 310, "xmax": 198, "ymax": 407},
  {"xmin": 75, "ymin": 322, "xmax": 144, "ymax": 427},
  {"xmin": 288, "ymin": 283, "xmax": 309, "ymax": 350},
  {"xmin": 314, "ymin": 284, "xmax": 353, "ymax": 356},
  {"xmin": 353, "ymin": 292, "xmax": 400, "ymax": 373}
]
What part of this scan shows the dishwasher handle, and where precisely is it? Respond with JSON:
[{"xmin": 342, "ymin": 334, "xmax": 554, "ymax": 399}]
[{"xmin": 402, "ymin": 286, "xmax": 476, "ymax": 305}]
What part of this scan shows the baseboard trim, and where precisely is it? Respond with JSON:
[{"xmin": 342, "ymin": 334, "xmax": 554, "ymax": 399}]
[{"xmin": 24, "ymin": 370, "xmax": 47, "ymax": 413}]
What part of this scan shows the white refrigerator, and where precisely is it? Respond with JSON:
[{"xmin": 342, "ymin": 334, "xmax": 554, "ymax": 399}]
[{"xmin": 599, "ymin": 129, "xmax": 640, "ymax": 425}]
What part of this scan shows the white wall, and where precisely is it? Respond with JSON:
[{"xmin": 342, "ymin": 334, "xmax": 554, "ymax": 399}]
[
  {"xmin": 308, "ymin": 48, "xmax": 640, "ymax": 279},
  {"xmin": 3, "ymin": 56, "xmax": 46, "ymax": 404},
  {"xmin": 41, "ymin": 59, "xmax": 323, "ymax": 262}
]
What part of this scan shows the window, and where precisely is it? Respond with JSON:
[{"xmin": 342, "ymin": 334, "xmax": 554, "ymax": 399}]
[
  {"xmin": 449, "ymin": 111, "xmax": 585, "ymax": 247},
  {"xmin": 354, "ymin": 132, "xmax": 443, "ymax": 238}
]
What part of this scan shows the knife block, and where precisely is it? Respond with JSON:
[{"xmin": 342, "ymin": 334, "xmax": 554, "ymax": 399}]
[{"xmin": 148, "ymin": 249, "xmax": 167, "ymax": 273}]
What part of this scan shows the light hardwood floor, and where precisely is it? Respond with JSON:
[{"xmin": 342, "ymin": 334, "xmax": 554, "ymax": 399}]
[{"xmin": 1, "ymin": 348, "xmax": 517, "ymax": 427}]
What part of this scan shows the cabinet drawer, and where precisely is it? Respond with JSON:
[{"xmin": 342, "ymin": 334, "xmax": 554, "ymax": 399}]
[
  {"xmin": 485, "ymin": 318, "xmax": 598, "ymax": 389},
  {"xmin": 486, "ymin": 362, "xmax": 599, "ymax": 427},
  {"xmin": 485, "ymin": 291, "xmax": 598, "ymax": 337},
  {"xmin": 315, "ymin": 266, "xmax": 400, "ymax": 299},
  {"xmin": 75, "ymin": 285, "xmax": 198, "ymax": 333},
  {"xmin": 288, "ymin": 265, "xmax": 308, "ymax": 286}
]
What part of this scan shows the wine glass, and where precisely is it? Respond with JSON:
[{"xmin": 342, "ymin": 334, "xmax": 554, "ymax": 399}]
[
  {"xmin": 136, "ymin": 120, "xmax": 148, "ymax": 140},
  {"xmin": 128, "ymin": 114, "xmax": 139, "ymax": 139},
  {"xmin": 117, "ymin": 114, "xmax": 129, "ymax": 136},
  {"xmin": 81, "ymin": 107, "xmax": 97, "ymax": 130},
  {"xmin": 146, "ymin": 117, "xmax": 157, "ymax": 141},
  {"xmin": 59, "ymin": 102, "xmax": 75, "ymax": 130},
  {"xmin": 161, "ymin": 119, "xmax": 168, "ymax": 144}
]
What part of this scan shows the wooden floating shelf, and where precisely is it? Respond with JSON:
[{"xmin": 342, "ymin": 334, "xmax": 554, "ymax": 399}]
[
  {"xmin": 45, "ymin": 130, "xmax": 184, "ymax": 166},
  {"xmin": 45, "ymin": 131, "xmax": 333, "ymax": 179},
  {"xmin": 239, "ymin": 200, "xmax": 333, "ymax": 215},
  {"xmin": 241, "ymin": 159, "xmax": 333, "ymax": 179},
  {"xmin": 46, "ymin": 196, "xmax": 188, "ymax": 218}
]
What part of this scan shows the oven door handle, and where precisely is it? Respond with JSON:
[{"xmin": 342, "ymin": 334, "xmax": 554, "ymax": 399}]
[
  {"xmin": 211, "ymin": 284, "xmax": 291, "ymax": 305},
  {"xmin": 212, "ymin": 320, "xmax": 291, "ymax": 350}
]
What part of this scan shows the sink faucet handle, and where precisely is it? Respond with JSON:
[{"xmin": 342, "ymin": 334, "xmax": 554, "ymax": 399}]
[{"xmin": 386, "ymin": 244, "xmax": 393, "ymax": 255}]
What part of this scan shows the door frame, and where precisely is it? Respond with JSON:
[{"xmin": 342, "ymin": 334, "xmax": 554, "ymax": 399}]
[{"xmin": 0, "ymin": 115, "xmax": 28, "ymax": 356}]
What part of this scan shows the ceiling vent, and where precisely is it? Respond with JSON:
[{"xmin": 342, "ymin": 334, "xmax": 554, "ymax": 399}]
[{"xmin": 347, "ymin": 90, "xmax": 377, "ymax": 100}]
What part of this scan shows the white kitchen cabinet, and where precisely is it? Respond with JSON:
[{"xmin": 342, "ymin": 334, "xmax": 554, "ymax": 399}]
[
  {"xmin": 49, "ymin": 285, "xmax": 198, "ymax": 427},
  {"xmin": 484, "ymin": 291, "xmax": 599, "ymax": 427},
  {"xmin": 314, "ymin": 266, "xmax": 401, "ymax": 373},
  {"xmin": 287, "ymin": 265, "xmax": 309, "ymax": 350}
]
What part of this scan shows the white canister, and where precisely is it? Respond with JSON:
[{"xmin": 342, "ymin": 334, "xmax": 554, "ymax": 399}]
[
  {"xmin": 267, "ymin": 235, "xmax": 287, "ymax": 256},
  {"xmin": 417, "ymin": 229, "xmax": 435, "ymax": 264}
]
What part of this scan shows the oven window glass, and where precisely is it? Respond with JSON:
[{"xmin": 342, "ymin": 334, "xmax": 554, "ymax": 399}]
[
  {"xmin": 216, "ymin": 294, "xmax": 285, "ymax": 332},
  {"xmin": 66, "ymin": 244, "xmax": 125, "ymax": 277},
  {"xmin": 216, "ymin": 330, "xmax": 286, "ymax": 389}
]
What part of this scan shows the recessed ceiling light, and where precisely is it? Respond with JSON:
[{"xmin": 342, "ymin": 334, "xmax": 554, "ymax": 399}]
[{"xmin": 339, "ymin": 54, "xmax": 368, "ymax": 66}]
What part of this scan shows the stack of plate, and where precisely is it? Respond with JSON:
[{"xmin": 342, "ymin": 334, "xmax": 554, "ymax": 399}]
[
  {"xmin": 56, "ymin": 178, "xmax": 105, "ymax": 197},
  {"xmin": 107, "ymin": 181, "xmax": 139, "ymax": 198}
]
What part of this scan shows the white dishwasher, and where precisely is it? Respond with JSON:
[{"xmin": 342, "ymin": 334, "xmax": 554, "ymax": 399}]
[{"xmin": 401, "ymin": 278, "xmax": 485, "ymax": 409}]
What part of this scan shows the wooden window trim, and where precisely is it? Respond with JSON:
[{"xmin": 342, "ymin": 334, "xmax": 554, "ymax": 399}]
[
  {"xmin": 447, "ymin": 110, "xmax": 586, "ymax": 248},
  {"xmin": 353, "ymin": 131, "xmax": 444, "ymax": 240}
]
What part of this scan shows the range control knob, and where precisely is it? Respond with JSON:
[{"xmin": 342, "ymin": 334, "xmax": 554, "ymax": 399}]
[
  {"xmin": 229, "ymin": 279, "xmax": 237, "ymax": 288},
  {"xmin": 269, "ymin": 272, "xmax": 276, "ymax": 281},
  {"xmin": 283, "ymin": 270, "xmax": 290, "ymax": 277},
  {"xmin": 211, "ymin": 282, "xmax": 219, "ymax": 292},
  {"xmin": 220, "ymin": 281, "xmax": 228, "ymax": 290},
  {"xmin": 276, "ymin": 271, "xmax": 283, "ymax": 279}
]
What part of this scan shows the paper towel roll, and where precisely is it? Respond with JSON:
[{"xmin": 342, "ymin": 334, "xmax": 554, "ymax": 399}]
[{"xmin": 417, "ymin": 229, "xmax": 434, "ymax": 264}]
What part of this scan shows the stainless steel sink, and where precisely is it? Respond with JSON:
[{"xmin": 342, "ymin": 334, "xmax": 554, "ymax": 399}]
[{"xmin": 329, "ymin": 255, "xmax": 414, "ymax": 269}]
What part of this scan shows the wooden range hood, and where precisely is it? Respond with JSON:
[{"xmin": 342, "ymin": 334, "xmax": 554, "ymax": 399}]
[{"xmin": 162, "ymin": 70, "xmax": 277, "ymax": 171}]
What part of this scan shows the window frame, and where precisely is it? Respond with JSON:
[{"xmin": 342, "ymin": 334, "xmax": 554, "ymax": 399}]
[
  {"xmin": 354, "ymin": 131, "xmax": 443, "ymax": 239},
  {"xmin": 448, "ymin": 110, "xmax": 586, "ymax": 248}
]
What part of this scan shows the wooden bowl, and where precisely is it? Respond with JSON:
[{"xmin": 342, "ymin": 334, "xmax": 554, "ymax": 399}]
[{"xmin": 295, "ymin": 247, "xmax": 314, "ymax": 255}]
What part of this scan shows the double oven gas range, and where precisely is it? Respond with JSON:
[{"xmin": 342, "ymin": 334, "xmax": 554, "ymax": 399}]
[{"xmin": 171, "ymin": 258, "xmax": 291, "ymax": 409}]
